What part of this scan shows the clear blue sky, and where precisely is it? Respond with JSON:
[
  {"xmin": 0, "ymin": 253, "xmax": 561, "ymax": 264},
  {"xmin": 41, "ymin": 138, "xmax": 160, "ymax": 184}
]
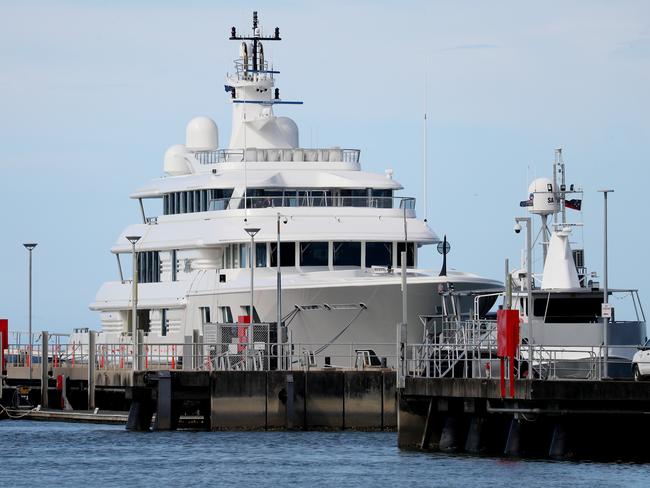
[{"xmin": 1, "ymin": 0, "xmax": 648, "ymax": 333}]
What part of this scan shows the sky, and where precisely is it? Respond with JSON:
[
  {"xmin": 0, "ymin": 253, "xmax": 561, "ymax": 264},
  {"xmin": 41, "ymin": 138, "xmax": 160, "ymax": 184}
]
[{"xmin": 1, "ymin": 0, "xmax": 648, "ymax": 333}]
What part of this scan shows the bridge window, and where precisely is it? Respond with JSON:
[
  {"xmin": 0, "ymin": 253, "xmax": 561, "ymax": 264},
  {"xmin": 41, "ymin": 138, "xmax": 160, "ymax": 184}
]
[
  {"xmin": 270, "ymin": 242, "xmax": 296, "ymax": 267},
  {"xmin": 256, "ymin": 243, "xmax": 267, "ymax": 267},
  {"xmin": 300, "ymin": 242, "xmax": 328, "ymax": 266},
  {"xmin": 371, "ymin": 189, "xmax": 393, "ymax": 208},
  {"xmin": 171, "ymin": 250, "xmax": 178, "ymax": 281},
  {"xmin": 365, "ymin": 242, "xmax": 392, "ymax": 268},
  {"xmin": 138, "ymin": 251, "xmax": 161, "ymax": 283},
  {"xmin": 239, "ymin": 244, "xmax": 248, "ymax": 268},
  {"xmin": 533, "ymin": 297, "xmax": 602, "ymax": 323},
  {"xmin": 200, "ymin": 306, "xmax": 212, "ymax": 324},
  {"xmin": 161, "ymin": 309, "xmax": 168, "ymax": 336},
  {"xmin": 219, "ymin": 306, "xmax": 234, "ymax": 323},
  {"xmin": 241, "ymin": 306, "xmax": 261, "ymax": 323},
  {"xmin": 340, "ymin": 189, "xmax": 367, "ymax": 207},
  {"xmin": 163, "ymin": 189, "xmax": 233, "ymax": 215},
  {"xmin": 396, "ymin": 242, "xmax": 415, "ymax": 267},
  {"xmin": 333, "ymin": 242, "xmax": 361, "ymax": 266}
]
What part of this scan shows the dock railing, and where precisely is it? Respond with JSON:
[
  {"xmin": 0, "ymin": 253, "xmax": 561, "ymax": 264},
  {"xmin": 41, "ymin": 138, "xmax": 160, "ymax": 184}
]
[
  {"xmin": 404, "ymin": 318, "xmax": 643, "ymax": 381},
  {"xmin": 3, "ymin": 331, "xmax": 396, "ymax": 376},
  {"xmin": 2, "ymin": 327, "xmax": 644, "ymax": 380}
]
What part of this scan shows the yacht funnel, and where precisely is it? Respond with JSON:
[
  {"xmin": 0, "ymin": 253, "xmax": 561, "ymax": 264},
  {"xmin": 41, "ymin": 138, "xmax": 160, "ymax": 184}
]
[{"xmin": 541, "ymin": 228, "xmax": 580, "ymax": 290}]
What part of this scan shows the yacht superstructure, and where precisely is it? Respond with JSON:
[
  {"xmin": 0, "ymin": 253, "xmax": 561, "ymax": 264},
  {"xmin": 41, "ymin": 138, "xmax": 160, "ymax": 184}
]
[
  {"xmin": 510, "ymin": 150, "xmax": 645, "ymax": 378},
  {"xmin": 86, "ymin": 12, "xmax": 501, "ymax": 367}
]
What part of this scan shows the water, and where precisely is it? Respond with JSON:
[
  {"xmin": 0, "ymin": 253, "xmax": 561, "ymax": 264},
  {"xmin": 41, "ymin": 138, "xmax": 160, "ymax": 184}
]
[{"xmin": 2, "ymin": 421, "xmax": 649, "ymax": 487}]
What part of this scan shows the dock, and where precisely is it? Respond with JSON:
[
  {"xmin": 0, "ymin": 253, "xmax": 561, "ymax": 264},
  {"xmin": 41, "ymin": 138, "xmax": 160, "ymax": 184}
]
[
  {"xmin": 398, "ymin": 377, "xmax": 650, "ymax": 460},
  {"xmin": 4, "ymin": 326, "xmax": 650, "ymax": 461},
  {"xmin": 126, "ymin": 369, "xmax": 396, "ymax": 431}
]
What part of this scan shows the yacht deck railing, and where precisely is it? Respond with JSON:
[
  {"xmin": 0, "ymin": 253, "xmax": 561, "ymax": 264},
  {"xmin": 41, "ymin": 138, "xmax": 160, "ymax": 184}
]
[
  {"xmin": 194, "ymin": 148, "xmax": 360, "ymax": 164},
  {"xmin": 208, "ymin": 195, "xmax": 415, "ymax": 211}
]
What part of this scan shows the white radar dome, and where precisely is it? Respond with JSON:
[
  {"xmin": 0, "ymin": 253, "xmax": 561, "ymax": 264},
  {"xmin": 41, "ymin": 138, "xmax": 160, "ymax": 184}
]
[
  {"xmin": 527, "ymin": 177, "xmax": 558, "ymax": 215},
  {"xmin": 276, "ymin": 116, "xmax": 299, "ymax": 148},
  {"xmin": 186, "ymin": 116, "xmax": 218, "ymax": 151},
  {"xmin": 164, "ymin": 144, "xmax": 191, "ymax": 176}
]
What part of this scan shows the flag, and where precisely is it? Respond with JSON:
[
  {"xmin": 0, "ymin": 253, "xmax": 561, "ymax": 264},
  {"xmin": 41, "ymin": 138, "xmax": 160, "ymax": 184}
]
[{"xmin": 565, "ymin": 199, "xmax": 582, "ymax": 211}]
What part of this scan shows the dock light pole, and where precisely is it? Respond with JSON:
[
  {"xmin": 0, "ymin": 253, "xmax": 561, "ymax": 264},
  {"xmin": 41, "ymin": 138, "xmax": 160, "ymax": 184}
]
[
  {"xmin": 276, "ymin": 214, "xmax": 288, "ymax": 370},
  {"xmin": 23, "ymin": 243, "xmax": 37, "ymax": 380},
  {"xmin": 126, "ymin": 236, "xmax": 141, "ymax": 370},
  {"xmin": 245, "ymin": 227, "xmax": 260, "ymax": 370},
  {"xmin": 514, "ymin": 217, "xmax": 533, "ymax": 381},
  {"xmin": 599, "ymin": 189, "xmax": 614, "ymax": 379}
]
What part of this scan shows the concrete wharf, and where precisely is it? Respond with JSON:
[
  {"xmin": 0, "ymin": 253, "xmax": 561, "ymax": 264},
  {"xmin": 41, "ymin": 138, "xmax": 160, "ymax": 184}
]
[
  {"xmin": 4, "ymin": 327, "xmax": 650, "ymax": 462},
  {"xmin": 398, "ymin": 377, "xmax": 650, "ymax": 461}
]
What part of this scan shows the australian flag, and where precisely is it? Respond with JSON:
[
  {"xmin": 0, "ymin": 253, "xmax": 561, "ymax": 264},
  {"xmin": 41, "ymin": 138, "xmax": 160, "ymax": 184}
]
[{"xmin": 565, "ymin": 199, "xmax": 582, "ymax": 211}]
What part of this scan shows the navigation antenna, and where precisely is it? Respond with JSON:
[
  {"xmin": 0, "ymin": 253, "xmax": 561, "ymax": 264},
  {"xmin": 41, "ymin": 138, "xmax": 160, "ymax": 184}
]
[
  {"xmin": 553, "ymin": 148, "xmax": 567, "ymax": 225},
  {"xmin": 230, "ymin": 11, "xmax": 282, "ymax": 74},
  {"xmin": 423, "ymin": 74, "xmax": 428, "ymax": 223}
]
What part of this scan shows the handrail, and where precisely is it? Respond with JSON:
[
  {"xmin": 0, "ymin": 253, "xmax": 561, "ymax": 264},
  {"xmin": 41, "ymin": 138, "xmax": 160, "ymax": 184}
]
[
  {"xmin": 194, "ymin": 148, "xmax": 361, "ymax": 164},
  {"xmin": 208, "ymin": 195, "xmax": 416, "ymax": 211}
]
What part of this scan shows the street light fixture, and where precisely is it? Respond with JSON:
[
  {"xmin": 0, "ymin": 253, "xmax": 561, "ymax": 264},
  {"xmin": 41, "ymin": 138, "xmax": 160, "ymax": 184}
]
[
  {"xmin": 23, "ymin": 242, "xmax": 37, "ymax": 380},
  {"xmin": 514, "ymin": 217, "xmax": 533, "ymax": 381},
  {"xmin": 244, "ymin": 227, "xmax": 260, "ymax": 370},
  {"xmin": 598, "ymin": 189, "xmax": 614, "ymax": 379},
  {"xmin": 125, "ymin": 235, "xmax": 141, "ymax": 370}
]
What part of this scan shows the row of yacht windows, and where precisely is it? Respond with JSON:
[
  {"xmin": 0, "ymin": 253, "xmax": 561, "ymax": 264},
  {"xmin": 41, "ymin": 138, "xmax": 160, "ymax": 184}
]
[
  {"xmin": 201, "ymin": 305, "xmax": 260, "ymax": 324},
  {"xmin": 138, "ymin": 251, "xmax": 161, "ymax": 283},
  {"xmin": 223, "ymin": 241, "xmax": 415, "ymax": 269},
  {"xmin": 163, "ymin": 189, "xmax": 234, "ymax": 215},
  {"xmin": 135, "ymin": 306, "xmax": 261, "ymax": 337},
  {"xmin": 129, "ymin": 242, "xmax": 414, "ymax": 285},
  {"xmin": 244, "ymin": 188, "xmax": 394, "ymax": 209},
  {"xmin": 162, "ymin": 188, "xmax": 395, "ymax": 215}
]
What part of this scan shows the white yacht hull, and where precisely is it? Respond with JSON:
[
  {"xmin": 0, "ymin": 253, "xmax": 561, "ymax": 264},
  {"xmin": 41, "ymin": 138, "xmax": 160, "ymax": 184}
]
[{"xmin": 89, "ymin": 271, "xmax": 501, "ymax": 369}]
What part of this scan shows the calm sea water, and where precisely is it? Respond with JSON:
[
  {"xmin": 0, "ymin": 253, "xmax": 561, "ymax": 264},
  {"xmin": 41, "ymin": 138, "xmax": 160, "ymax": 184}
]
[{"xmin": 2, "ymin": 421, "xmax": 649, "ymax": 487}]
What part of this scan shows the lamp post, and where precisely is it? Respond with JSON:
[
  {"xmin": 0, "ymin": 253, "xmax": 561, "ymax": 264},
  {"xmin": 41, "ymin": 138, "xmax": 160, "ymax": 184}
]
[
  {"xmin": 276, "ymin": 214, "xmax": 287, "ymax": 370},
  {"xmin": 244, "ymin": 227, "xmax": 260, "ymax": 370},
  {"xmin": 515, "ymin": 217, "xmax": 533, "ymax": 381},
  {"xmin": 126, "ymin": 235, "xmax": 141, "ymax": 370},
  {"xmin": 23, "ymin": 243, "xmax": 37, "ymax": 380},
  {"xmin": 598, "ymin": 189, "xmax": 614, "ymax": 379}
]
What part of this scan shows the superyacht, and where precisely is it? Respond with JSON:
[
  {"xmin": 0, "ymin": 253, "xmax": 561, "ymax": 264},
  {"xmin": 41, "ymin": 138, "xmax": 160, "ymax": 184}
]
[{"xmin": 83, "ymin": 12, "xmax": 501, "ymax": 367}]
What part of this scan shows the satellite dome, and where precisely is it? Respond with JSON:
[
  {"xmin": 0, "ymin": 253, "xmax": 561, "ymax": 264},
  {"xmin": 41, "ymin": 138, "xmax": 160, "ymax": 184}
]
[
  {"xmin": 275, "ymin": 116, "xmax": 299, "ymax": 148},
  {"xmin": 186, "ymin": 116, "xmax": 218, "ymax": 151},
  {"xmin": 164, "ymin": 144, "xmax": 190, "ymax": 176},
  {"xmin": 527, "ymin": 177, "xmax": 558, "ymax": 215}
]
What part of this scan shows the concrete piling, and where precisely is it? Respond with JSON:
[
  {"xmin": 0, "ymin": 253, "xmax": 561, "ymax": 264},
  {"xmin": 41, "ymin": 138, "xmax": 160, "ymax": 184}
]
[
  {"xmin": 549, "ymin": 420, "xmax": 571, "ymax": 460},
  {"xmin": 398, "ymin": 377, "xmax": 650, "ymax": 461},
  {"xmin": 125, "ymin": 390, "xmax": 154, "ymax": 431},
  {"xmin": 464, "ymin": 416, "xmax": 485, "ymax": 454},
  {"xmin": 503, "ymin": 417, "xmax": 522, "ymax": 457},
  {"xmin": 439, "ymin": 414, "xmax": 464, "ymax": 453}
]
